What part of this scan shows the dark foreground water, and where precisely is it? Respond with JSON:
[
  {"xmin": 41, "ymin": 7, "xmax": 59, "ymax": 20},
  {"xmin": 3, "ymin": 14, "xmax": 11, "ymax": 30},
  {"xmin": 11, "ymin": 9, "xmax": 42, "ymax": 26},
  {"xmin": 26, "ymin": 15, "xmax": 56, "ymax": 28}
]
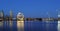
[
  {"xmin": 0, "ymin": 21, "xmax": 58, "ymax": 31},
  {"xmin": 24, "ymin": 21, "xmax": 58, "ymax": 31}
]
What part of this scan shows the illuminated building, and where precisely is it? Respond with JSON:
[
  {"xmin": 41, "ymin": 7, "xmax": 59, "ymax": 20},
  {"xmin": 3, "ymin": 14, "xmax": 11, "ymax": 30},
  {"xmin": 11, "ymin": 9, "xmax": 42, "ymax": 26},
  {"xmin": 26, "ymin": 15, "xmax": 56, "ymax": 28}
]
[
  {"xmin": 17, "ymin": 12, "xmax": 24, "ymax": 31},
  {"xmin": 0, "ymin": 10, "xmax": 4, "ymax": 30}
]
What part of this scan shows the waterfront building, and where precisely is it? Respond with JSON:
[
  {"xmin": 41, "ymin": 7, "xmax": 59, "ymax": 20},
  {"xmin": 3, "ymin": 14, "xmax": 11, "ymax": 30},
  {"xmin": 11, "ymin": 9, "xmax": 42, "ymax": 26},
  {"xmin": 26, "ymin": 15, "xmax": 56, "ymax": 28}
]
[
  {"xmin": 0, "ymin": 10, "xmax": 4, "ymax": 31},
  {"xmin": 17, "ymin": 12, "xmax": 24, "ymax": 31}
]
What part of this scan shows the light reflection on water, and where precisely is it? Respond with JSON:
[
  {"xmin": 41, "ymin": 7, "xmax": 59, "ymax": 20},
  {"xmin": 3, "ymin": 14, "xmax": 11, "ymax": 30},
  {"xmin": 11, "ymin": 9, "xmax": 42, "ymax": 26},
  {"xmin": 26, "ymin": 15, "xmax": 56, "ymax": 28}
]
[
  {"xmin": 17, "ymin": 21, "xmax": 24, "ymax": 31},
  {"xmin": 58, "ymin": 21, "xmax": 60, "ymax": 31},
  {"xmin": 0, "ymin": 21, "xmax": 59, "ymax": 31}
]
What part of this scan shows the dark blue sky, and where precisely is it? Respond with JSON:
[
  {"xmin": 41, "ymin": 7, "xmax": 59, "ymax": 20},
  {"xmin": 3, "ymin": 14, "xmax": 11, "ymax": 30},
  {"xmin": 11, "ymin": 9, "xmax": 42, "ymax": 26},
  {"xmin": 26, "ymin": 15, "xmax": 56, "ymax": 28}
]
[{"xmin": 0, "ymin": 0, "xmax": 60, "ymax": 18}]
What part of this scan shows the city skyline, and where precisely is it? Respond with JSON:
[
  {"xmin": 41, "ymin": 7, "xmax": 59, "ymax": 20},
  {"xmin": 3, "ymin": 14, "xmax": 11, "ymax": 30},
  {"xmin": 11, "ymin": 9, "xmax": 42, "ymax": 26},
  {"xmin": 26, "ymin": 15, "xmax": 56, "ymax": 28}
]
[
  {"xmin": 0, "ymin": 10, "xmax": 58, "ymax": 18},
  {"xmin": 0, "ymin": 10, "xmax": 58, "ymax": 21}
]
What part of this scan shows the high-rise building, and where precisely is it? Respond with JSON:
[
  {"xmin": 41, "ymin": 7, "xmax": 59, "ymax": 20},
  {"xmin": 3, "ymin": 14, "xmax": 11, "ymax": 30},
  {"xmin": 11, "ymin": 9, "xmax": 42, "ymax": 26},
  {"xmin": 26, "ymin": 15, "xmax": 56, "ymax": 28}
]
[
  {"xmin": 0, "ymin": 10, "xmax": 4, "ymax": 18},
  {"xmin": 10, "ymin": 10, "xmax": 13, "ymax": 20},
  {"xmin": 58, "ymin": 11, "xmax": 60, "ymax": 18}
]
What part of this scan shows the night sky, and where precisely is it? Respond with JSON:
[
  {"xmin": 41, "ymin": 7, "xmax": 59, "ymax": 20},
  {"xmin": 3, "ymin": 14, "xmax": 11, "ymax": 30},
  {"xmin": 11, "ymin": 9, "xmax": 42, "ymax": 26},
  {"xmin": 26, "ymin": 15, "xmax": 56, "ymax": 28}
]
[{"xmin": 0, "ymin": 0, "xmax": 60, "ymax": 18}]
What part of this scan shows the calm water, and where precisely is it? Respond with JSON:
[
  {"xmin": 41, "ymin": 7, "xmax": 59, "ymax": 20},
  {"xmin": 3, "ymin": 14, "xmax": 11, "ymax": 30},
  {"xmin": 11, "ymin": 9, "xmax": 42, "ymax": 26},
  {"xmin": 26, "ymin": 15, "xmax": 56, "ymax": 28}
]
[
  {"xmin": 24, "ymin": 21, "xmax": 58, "ymax": 31},
  {"xmin": 0, "ymin": 20, "xmax": 58, "ymax": 31}
]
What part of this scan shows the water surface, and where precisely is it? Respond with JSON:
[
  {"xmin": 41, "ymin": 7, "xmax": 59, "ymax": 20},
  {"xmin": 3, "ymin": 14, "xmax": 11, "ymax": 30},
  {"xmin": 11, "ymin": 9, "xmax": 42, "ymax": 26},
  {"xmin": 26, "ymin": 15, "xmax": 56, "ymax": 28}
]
[{"xmin": 0, "ymin": 20, "xmax": 58, "ymax": 31}]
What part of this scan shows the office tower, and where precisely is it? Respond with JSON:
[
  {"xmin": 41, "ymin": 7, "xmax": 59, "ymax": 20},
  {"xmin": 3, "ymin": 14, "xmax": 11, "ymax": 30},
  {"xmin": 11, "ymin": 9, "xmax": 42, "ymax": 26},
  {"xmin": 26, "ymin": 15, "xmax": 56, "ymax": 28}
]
[
  {"xmin": 17, "ymin": 12, "xmax": 24, "ymax": 31},
  {"xmin": 0, "ymin": 11, "xmax": 3, "ymax": 18}
]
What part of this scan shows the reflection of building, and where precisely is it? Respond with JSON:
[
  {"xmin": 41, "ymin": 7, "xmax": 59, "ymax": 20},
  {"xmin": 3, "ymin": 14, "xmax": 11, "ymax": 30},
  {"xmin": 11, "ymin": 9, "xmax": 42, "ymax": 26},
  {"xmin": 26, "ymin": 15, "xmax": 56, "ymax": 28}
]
[{"xmin": 17, "ymin": 12, "xmax": 24, "ymax": 31}]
